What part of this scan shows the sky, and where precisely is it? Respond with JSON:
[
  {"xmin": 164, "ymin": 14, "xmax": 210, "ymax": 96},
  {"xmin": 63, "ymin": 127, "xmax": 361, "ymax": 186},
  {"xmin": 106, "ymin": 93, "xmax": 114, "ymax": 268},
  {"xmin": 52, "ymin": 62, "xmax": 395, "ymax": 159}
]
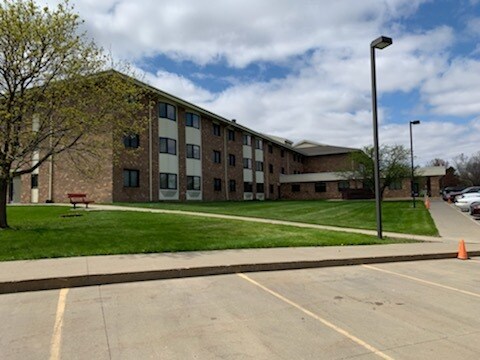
[{"xmin": 42, "ymin": 0, "xmax": 480, "ymax": 165}]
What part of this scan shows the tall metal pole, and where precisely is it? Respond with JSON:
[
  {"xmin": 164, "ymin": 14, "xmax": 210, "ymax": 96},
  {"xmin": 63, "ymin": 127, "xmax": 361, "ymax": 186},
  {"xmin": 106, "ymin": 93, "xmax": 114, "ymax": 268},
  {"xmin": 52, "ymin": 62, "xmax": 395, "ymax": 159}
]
[
  {"xmin": 370, "ymin": 36, "xmax": 392, "ymax": 240},
  {"xmin": 410, "ymin": 122, "xmax": 415, "ymax": 208},
  {"xmin": 370, "ymin": 46, "xmax": 383, "ymax": 239},
  {"xmin": 409, "ymin": 120, "xmax": 420, "ymax": 208}
]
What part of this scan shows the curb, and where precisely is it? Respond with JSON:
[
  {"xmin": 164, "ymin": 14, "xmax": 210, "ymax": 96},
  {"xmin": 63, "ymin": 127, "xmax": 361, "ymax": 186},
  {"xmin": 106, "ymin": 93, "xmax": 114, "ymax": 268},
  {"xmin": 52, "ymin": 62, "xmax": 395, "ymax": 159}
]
[{"xmin": 2, "ymin": 250, "xmax": 480, "ymax": 295}]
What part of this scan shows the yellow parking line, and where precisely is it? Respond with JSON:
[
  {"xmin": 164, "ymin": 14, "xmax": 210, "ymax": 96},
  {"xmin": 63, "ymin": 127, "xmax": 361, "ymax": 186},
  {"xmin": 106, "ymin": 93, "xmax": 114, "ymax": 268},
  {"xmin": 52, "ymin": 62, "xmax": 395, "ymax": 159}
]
[
  {"xmin": 237, "ymin": 273, "xmax": 394, "ymax": 360},
  {"xmin": 362, "ymin": 265, "xmax": 480, "ymax": 298},
  {"xmin": 49, "ymin": 288, "xmax": 69, "ymax": 360}
]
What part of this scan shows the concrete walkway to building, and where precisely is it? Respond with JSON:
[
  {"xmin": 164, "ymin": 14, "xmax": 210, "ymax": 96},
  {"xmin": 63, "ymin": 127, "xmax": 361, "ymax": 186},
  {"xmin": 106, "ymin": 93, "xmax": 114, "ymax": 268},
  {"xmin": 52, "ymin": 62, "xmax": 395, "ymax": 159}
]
[
  {"xmin": 428, "ymin": 198, "xmax": 480, "ymax": 243},
  {"xmin": 1, "ymin": 200, "xmax": 479, "ymax": 294}
]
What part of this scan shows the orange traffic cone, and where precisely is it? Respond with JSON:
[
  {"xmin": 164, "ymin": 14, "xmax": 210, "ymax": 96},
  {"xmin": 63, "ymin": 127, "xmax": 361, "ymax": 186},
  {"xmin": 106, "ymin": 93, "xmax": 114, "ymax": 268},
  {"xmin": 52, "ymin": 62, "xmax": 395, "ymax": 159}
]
[{"xmin": 457, "ymin": 240, "xmax": 469, "ymax": 260}]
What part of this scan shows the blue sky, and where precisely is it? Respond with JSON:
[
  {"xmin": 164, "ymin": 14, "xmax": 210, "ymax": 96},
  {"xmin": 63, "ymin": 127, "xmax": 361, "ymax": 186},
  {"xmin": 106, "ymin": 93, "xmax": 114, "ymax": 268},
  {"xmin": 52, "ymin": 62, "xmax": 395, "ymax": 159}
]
[{"xmin": 43, "ymin": 0, "xmax": 480, "ymax": 165}]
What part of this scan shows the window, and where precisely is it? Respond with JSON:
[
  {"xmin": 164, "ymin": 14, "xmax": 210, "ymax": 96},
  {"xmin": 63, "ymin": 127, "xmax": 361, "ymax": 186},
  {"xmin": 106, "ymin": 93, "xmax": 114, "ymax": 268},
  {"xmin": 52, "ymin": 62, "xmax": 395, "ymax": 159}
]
[
  {"xmin": 244, "ymin": 182, "xmax": 253, "ymax": 192},
  {"xmin": 292, "ymin": 184, "xmax": 300, "ymax": 192},
  {"xmin": 388, "ymin": 180, "xmax": 403, "ymax": 190},
  {"xmin": 255, "ymin": 161, "xmax": 264, "ymax": 171},
  {"xmin": 229, "ymin": 179, "xmax": 236, "ymax": 192},
  {"xmin": 31, "ymin": 174, "xmax": 38, "ymax": 189},
  {"xmin": 159, "ymin": 102, "xmax": 176, "ymax": 121},
  {"xmin": 243, "ymin": 158, "xmax": 252, "ymax": 169},
  {"xmin": 185, "ymin": 113, "xmax": 200, "ymax": 128},
  {"xmin": 268, "ymin": 145, "xmax": 273, "ymax": 154},
  {"xmin": 315, "ymin": 182, "xmax": 327, "ymax": 193},
  {"xmin": 293, "ymin": 154, "xmax": 297, "ymax": 162},
  {"xmin": 269, "ymin": 184, "xmax": 274, "ymax": 194},
  {"xmin": 159, "ymin": 137, "xmax": 176, "ymax": 155},
  {"xmin": 214, "ymin": 178, "xmax": 222, "ymax": 191},
  {"xmin": 255, "ymin": 139, "xmax": 263, "ymax": 150},
  {"xmin": 228, "ymin": 129, "xmax": 235, "ymax": 141},
  {"xmin": 123, "ymin": 169, "xmax": 139, "ymax": 188},
  {"xmin": 187, "ymin": 176, "xmax": 201, "ymax": 190},
  {"xmin": 280, "ymin": 150, "xmax": 285, "ymax": 158},
  {"xmin": 160, "ymin": 173, "xmax": 177, "ymax": 190},
  {"xmin": 229, "ymin": 154, "xmax": 236, "ymax": 166},
  {"xmin": 213, "ymin": 123, "xmax": 221, "ymax": 136},
  {"xmin": 243, "ymin": 134, "xmax": 251, "ymax": 146},
  {"xmin": 123, "ymin": 134, "xmax": 139, "ymax": 148},
  {"xmin": 338, "ymin": 180, "xmax": 350, "ymax": 191},
  {"xmin": 213, "ymin": 150, "xmax": 221, "ymax": 163},
  {"xmin": 257, "ymin": 183, "xmax": 264, "ymax": 193},
  {"xmin": 281, "ymin": 167, "xmax": 285, "ymax": 174},
  {"xmin": 186, "ymin": 144, "xmax": 201, "ymax": 159},
  {"xmin": 269, "ymin": 164, "xmax": 273, "ymax": 174}
]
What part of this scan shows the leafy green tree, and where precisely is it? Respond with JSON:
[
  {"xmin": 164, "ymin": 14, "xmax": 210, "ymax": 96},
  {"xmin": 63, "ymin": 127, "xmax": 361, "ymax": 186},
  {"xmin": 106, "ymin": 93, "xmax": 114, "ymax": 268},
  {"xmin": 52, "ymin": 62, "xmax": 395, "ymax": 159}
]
[
  {"xmin": 0, "ymin": 0, "xmax": 144, "ymax": 228},
  {"xmin": 345, "ymin": 145, "xmax": 411, "ymax": 198}
]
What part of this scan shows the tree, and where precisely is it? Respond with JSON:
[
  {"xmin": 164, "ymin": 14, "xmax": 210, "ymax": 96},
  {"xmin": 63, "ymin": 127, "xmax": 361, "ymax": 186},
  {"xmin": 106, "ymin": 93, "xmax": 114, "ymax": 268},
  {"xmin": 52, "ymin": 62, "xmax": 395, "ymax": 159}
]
[
  {"xmin": 426, "ymin": 158, "xmax": 449, "ymax": 168},
  {"xmin": 342, "ymin": 145, "xmax": 411, "ymax": 198},
  {"xmin": 453, "ymin": 152, "xmax": 480, "ymax": 186},
  {"xmin": 0, "ymin": 0, "xmax": 144, "ymax": 229}
]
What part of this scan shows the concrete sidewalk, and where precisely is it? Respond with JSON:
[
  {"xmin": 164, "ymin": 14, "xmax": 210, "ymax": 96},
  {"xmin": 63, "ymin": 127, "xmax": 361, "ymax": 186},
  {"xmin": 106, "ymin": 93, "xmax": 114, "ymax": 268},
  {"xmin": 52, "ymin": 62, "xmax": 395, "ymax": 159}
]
[
  {"xmin": 1, "ymin": 200, "xmax": 479, "ymax": 295},
  {"xmin": 428, "ymin": 198, "xmax": 480, "ymax": 243},
  {"xmin": 1, "ymin": 240, "xmax": 480, "ymax": 294}
]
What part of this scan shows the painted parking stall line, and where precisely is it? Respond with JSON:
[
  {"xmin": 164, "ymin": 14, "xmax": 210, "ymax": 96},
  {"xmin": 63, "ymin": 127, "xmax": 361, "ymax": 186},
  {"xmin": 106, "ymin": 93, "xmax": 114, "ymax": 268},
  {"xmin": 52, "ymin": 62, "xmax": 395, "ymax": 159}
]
[
  {"xmin": 49, "ymin": 288, "xmax": 69, "ymax": 360},
  {"xmin": 237, "ymin": 273, "xmax": 394, "ymax": 360},
  {"xmin": 362, "ymin": 265, "xmax": 480, "ymax": 298}
]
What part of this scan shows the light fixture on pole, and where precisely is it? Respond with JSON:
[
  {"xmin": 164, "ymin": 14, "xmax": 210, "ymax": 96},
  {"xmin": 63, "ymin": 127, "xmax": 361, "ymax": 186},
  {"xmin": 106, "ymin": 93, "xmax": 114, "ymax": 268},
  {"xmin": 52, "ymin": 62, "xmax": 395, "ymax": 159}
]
[
  {"xmin": 410, "ymin": 120, "xmax": 421, "ymax": 208},
  {"xmin": 370, "ymin": 36, "xmax": 392, "ymax": 239}
]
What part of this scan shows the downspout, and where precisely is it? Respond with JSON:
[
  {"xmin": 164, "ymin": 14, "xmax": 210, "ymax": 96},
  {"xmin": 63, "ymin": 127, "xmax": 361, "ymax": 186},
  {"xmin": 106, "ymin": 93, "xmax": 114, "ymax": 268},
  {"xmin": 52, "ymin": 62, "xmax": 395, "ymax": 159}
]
[
  {"xmin": 149, "ymin": 98, "xmax": 153, "ymax": 202},
  {"xmin": 224, "ymin": 126, "xmax": 229, "ymax": 200}
]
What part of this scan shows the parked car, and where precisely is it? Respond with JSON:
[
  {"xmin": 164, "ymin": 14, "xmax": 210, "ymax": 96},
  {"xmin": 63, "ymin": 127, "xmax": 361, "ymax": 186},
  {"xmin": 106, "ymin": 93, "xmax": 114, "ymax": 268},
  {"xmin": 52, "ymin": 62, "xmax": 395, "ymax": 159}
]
[
  {"xmin": 447, "ymin": 186, "xmax": 480, "ymax": 202},
  {"xmin": 454, "ymin": 194, "xmax": 480, "ymax": 211},
  {"xmin": 441, "ymin": 186, "xmax": 466, "ymax": 201},
  {"xmin": 470, "ymin": 202, "xmax": 480, "ymax": 218}
]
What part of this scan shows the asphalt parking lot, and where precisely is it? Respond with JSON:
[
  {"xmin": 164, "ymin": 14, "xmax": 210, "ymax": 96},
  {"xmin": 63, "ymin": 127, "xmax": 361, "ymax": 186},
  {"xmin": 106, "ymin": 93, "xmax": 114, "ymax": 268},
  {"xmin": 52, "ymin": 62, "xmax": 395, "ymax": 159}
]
[{"xmin": 1, "ymin": 258, "xmax": 480, "ymax": 360}]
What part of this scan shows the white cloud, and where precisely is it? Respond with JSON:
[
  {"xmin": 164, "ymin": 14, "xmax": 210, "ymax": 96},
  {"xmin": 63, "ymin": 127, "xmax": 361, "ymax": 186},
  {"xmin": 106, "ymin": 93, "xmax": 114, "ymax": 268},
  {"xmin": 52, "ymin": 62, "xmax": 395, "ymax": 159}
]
[
  {"xmin": 42, "ymin": 0, "xmax": 429, "ymax": 67},
  {"xmin": 422, "ymin": 59, "xmax": 480, "ymax": 116},
  {"xmin": 134, "ymin": 68, "xmax": 215, "ymax": 104}
]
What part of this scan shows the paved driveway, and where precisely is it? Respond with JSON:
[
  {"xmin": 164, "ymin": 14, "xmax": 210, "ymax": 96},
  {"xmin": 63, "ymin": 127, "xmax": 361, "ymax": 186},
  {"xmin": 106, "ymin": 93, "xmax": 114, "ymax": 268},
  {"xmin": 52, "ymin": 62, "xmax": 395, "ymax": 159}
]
[{"xmin": 2, "ymin": 257, "xmax": 480, "ymax": 359}]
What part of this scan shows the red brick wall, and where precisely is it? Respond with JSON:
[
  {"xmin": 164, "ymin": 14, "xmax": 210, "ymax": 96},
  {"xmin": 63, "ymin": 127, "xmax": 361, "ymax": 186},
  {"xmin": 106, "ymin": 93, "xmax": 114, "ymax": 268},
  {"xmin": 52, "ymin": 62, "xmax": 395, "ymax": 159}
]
[
  {"xmin": 304, "ymin": 153, "xmax": 353, "ymax": 173},
  {"xmin": 226, "ymin": 127, "xmax": 244, "ymax": 201},
  {"xmin": 112, "ymin": 100, "xmax": 156, "ymax": 203},
  {"xmin": 201, "ymin": 117, "xmax": 226, "ymax": 201},
  {"xmin": 177, "ymin": 106, "xmax": 187, "ymax": 201},
  {"xmin": 280, "ymin": 181, "xmax": 342, "ymax": 200}
]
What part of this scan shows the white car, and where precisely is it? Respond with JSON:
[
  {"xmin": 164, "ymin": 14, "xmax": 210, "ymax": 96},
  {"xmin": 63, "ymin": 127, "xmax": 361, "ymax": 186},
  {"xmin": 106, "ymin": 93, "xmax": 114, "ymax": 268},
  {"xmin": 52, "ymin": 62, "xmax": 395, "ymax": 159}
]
[{"xmin": 455, "ymin": 195, "xmax": 480, "ymax": 211}]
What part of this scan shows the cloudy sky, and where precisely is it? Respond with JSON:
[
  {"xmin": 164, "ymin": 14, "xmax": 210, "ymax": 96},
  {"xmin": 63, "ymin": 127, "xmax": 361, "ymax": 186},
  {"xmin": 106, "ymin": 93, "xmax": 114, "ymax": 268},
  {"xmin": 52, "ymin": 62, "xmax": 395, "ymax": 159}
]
[{"xmin": 43, "ymin": 0, "xmax": 480, "ymax": 165}]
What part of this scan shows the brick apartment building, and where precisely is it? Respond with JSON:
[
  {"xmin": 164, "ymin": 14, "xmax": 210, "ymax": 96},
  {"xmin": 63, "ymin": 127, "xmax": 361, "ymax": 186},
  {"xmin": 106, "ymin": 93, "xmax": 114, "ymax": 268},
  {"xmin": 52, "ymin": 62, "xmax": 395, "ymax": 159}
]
[{"xmin": 8, "ymin": 74, "xmax": 445, "ymax": 204}]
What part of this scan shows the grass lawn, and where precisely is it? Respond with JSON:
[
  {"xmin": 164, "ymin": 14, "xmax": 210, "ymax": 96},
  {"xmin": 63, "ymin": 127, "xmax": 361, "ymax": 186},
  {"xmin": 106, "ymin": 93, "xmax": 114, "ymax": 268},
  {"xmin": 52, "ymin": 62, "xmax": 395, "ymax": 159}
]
[
  {"xmin": 116, "ymin": 200, "xmax": 438, "ymax": 236},
  {"xmin": 0, "ymin": 206, "xmax": 415, "ymax": 261}
]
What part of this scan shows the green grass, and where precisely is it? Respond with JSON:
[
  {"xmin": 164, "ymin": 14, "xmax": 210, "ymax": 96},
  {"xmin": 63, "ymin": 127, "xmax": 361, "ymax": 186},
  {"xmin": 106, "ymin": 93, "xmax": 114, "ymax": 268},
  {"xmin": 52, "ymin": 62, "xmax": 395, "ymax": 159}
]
[
  {"xmin": 0, "ymin": 206, "xmax": 415, "ymax": 261},
  {"xmin": 116, "ymin": 200, "xmax": 438, "ymax": 236}
]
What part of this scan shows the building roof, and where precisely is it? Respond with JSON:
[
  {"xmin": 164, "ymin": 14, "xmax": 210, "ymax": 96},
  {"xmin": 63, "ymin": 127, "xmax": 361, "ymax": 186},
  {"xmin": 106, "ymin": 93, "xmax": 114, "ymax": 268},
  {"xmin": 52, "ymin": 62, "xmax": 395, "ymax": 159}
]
[
  {"xmin": 294, "ymin": 141, "xmax": 360, "ymax": 156},
  {"xmin": 417, "ymin": 166, "xmax": 446, "ymax": 177}
]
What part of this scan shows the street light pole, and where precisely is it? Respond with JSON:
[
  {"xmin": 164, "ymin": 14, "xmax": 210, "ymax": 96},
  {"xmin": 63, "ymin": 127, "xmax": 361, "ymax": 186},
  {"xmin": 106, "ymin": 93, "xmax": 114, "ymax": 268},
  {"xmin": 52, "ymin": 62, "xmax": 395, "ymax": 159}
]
[
  {"xmin": 370, "ymin": 36, "xmax": 392, "ymax": 240},
  {"xmin": 409, "ymin": 120, "xmax": 420, "ymax": 208}
]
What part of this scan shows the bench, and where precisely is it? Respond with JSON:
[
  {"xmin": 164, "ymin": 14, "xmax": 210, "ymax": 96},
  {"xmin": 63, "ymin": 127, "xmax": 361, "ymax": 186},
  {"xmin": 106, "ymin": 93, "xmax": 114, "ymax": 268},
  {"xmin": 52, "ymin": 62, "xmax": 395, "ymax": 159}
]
[{"xmin": 67, "ymin": 193, "xmax": 94, "ymax": 209}]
